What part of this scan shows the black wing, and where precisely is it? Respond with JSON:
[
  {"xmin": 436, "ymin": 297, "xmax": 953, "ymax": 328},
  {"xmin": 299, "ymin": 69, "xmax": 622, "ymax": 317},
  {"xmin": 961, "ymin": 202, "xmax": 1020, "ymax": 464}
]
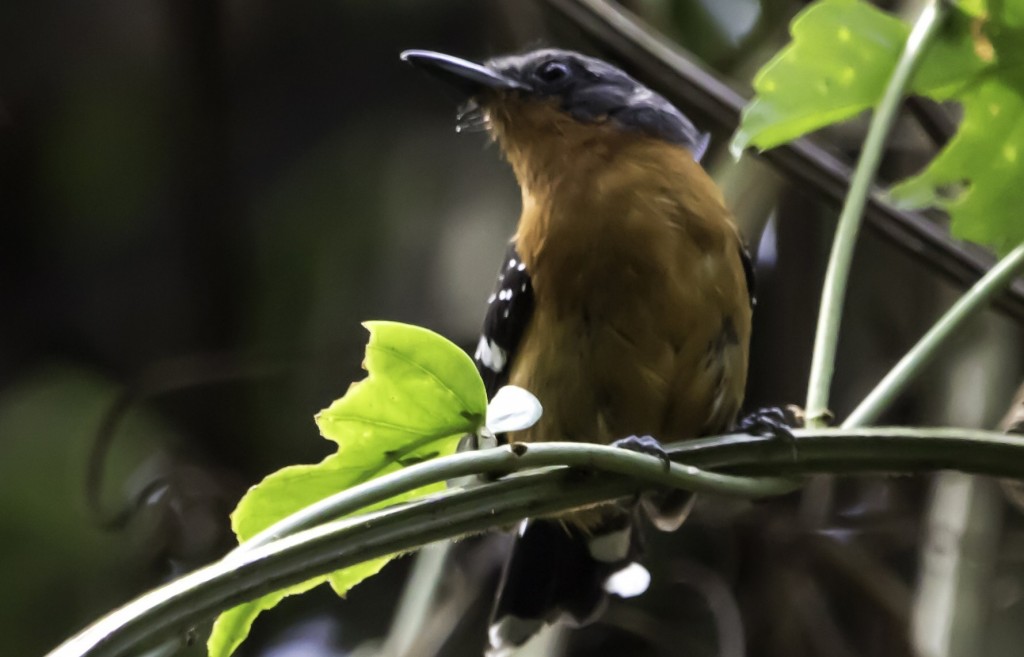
[{"xmin": 474, "ymin": 241, "xmax": 535, "ymax": 398}]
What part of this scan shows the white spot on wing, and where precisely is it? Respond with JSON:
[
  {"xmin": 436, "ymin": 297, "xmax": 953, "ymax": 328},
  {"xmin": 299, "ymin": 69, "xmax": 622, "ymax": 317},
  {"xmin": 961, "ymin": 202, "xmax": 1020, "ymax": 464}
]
[
  {"xmin": 475, "ymin": 337, "xmax": 507, "ymax": 373},
  {"xmin": 603, "ymin": 562, "xmax": 651, "ymax": 598}
]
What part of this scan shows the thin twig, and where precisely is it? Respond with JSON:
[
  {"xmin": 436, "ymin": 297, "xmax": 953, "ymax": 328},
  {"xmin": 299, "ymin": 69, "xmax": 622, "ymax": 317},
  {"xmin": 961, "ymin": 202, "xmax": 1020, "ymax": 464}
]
[{"xmin": 845, "ymin": 242, "xmax": 1024, "ymax": 427}]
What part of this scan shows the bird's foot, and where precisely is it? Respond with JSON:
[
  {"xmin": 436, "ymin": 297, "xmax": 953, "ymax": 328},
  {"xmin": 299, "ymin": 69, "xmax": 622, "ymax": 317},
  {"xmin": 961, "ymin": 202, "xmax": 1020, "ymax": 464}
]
[
  {"xmin": 735, "ymin": 405, "xmax": 805, "ymax": 460},
  {"xmin": 736, "ymin": 405, "xmax": 802, "ymax": 436},
  {"xmin": 612, "ymin": 434, "xmax": 672, "ymax": 471}
]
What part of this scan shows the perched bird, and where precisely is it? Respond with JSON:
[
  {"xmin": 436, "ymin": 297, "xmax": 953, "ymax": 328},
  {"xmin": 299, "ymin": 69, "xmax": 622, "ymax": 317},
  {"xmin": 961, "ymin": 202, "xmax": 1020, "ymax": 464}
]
[{"xmin": 402, "ymin": 48, "xmax": 755, "ymax": 655}]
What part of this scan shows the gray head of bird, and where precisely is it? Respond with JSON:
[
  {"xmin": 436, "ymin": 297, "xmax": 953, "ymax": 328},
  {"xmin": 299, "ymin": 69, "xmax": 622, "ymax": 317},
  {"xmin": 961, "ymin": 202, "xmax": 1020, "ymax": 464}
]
[{"xmin": 401, "ymin": 48, "xmax": 710, "ymax": 171}]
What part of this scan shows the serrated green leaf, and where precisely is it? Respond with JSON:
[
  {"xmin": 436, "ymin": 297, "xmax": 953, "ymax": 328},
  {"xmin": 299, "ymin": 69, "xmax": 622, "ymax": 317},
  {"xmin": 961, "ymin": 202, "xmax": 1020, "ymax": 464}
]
[
  {"xmin": 731, "ymin": 0, "xmax": 985, "ymax": 155},
  {"xmin": 230, "ymin": 462, "xmax": 448, "ymax": 544},
  {"xmin": 314, "ymin": 320, "xmax": 487, "ymax": 465},
  {"xmin": 208, "ymin": 578, "xmax": 325, "ymax": 657},
  {"xmin": 328, "ymin": 555, "xmax": 393, "ymax": 597},
  {"xmin": 209, "ymin": 321, "xmax": 487, "ymax": 657},
  {"xmin": 889, "ymin": 70, "xmax": 1024, "ymax": 252}
]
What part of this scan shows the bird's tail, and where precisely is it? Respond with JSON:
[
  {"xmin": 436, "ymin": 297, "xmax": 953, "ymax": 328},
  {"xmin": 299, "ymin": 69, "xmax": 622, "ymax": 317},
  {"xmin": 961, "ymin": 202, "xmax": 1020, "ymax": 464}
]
[{"xmin": 486, "ymin": 513, "xmax": 651, "ymax": 656}]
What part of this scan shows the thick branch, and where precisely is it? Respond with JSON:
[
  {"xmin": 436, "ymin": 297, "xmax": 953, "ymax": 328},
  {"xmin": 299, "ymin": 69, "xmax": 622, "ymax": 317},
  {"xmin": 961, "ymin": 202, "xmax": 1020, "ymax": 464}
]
[{"xmin": 48, "ymin": 426, "xmax": 1024, "ymax": 657}]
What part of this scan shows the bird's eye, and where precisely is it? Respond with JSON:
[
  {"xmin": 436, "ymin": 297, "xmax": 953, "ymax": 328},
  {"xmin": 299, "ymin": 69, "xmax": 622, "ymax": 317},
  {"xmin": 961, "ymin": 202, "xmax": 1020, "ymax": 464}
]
[{"xmin": 536, "ymin": 60, "xmax": 571, "ymax": 84}]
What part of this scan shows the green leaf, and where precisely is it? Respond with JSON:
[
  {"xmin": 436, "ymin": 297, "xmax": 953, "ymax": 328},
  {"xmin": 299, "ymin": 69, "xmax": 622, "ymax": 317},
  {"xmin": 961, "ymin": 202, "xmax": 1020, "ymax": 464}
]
[
  {"xmin": 327, "ymin": 555, "xmax": 393, "ymax": 597},
  {"xmin": 731, "ymin": 0, "xmax": 984, "ymax": 155},
  {"xmin": 733, "ymin": 0, "xmax": 1024, "ymax": 252},
  {"xmin": 958, "ymin": 0, "xmax": 986, "ymax": 18},
  {"xmin": 314, "ymin": 320, "xmax": 487, "ymax": 466},
  {"xmin": 889, "ymin": 70, "xmax": 1024, "ymax": 252},
  {"xmin": 208, "ymin": 578, "xmax": 326, "ymax": 657},
  {"xmin": 208, "ymin": 321, "xmax": 487, "ymax": 657},
  {"xmin": 208, "ymin": 558, "xmax": 394, "ymax": 657},
  {"xmin": 888, "ymin": 6, "xmax": 1024, "ymax": 253}
]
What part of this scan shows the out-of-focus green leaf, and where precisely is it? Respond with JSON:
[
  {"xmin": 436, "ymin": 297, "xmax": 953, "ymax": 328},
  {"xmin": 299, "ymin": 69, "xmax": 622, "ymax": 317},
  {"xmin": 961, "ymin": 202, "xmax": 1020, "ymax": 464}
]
[
  {"xmin": 733, "ymin": 0, "xmax": 1024, "ymax": 252},
  {"xmin": 889, "ymin": 71, "xmax": 1024, "ymax": 253},
  {"xmin": 731, "ymin": 0, "xmax": 984, "ymax": 155},
  {"xmin": 208, "ymin": 321, "xmax": 487, "ymax": 657},
  {"xmin": 889, "ymin": 5, "xmax": 1024, "ymax": 252},
  {"xmin": 958, "ymin": 0, "xmax": 986, "ymax": 18}
]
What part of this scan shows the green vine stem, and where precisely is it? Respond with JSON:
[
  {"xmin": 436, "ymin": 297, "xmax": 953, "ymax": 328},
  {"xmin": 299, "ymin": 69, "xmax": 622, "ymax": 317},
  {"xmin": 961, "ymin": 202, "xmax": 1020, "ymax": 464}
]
[
  {"xmin": 845, "ymin": 243, "xmax": 1024, "ymax": 428},
  {"xmin": 48, "ymin": 427, "xmax": 1024, "ymax": 657},
  {"xmin": 805, "ymin": 0, "xmax": 949, "ymax": 427},
  {"xmin": 230, "ymin": 443, "xmax": 797, "ymax": 557}
]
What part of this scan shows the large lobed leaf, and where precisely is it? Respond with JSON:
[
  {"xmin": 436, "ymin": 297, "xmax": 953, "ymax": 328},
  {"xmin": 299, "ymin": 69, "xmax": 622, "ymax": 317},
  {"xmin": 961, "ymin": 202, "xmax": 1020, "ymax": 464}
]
[
  {"xmin": 208, "ymin": 321, "xmax": 487, "ymax": 657},
  {"xmin": 732, "ymin": 0, "xmax": 1024, "ymax": 252},
  {"xmin": 889, "ymin": 6, "xmax": 1024, "ymax": 252},
  {"xmin": 730, "ymin": 0, "xmax": 984, "ymax": 155}
]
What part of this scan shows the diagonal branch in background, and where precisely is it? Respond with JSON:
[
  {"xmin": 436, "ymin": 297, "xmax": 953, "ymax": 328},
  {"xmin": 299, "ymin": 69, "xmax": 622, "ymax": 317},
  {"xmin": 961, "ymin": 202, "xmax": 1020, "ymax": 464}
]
[{"xmin": 540, "ymin": 0, "xmax": 1024, "ymax": 323}]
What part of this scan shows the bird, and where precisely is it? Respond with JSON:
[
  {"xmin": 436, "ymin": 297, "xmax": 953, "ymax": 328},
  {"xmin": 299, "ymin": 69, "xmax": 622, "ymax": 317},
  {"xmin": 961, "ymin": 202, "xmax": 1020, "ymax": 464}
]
[{"xmin": 402, "ymin": 47, "xmax": 756, "ymax": 656}]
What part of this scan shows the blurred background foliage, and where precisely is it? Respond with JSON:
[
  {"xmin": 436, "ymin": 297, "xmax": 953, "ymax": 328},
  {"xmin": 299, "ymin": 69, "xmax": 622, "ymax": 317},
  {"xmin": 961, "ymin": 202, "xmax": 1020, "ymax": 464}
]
[{"xmin": 2, "ymin": 0, "xmax": 1022, "ymax": 656}]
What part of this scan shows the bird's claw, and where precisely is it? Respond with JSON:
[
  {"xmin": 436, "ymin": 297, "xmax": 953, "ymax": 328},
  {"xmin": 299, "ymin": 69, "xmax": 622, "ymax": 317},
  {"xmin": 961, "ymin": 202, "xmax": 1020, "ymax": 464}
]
[
  {"xmin": 736, "ymin": 405, "xmax": 804, "ymax": 460},
  {"xmin": 736, "ymin": 407, "xmax": 794, "ymax": 436},
  {"xmin": 613, "ymin": 434, "xmax": 672, "ymax": 471}
]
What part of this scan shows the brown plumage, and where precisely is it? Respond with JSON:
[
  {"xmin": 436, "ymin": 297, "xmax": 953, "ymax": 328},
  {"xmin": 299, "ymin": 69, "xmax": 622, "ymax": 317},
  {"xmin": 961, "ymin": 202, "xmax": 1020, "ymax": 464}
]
[{"xmin": 491, "ymin": 99, "xmax": 751, "ymax": 447}]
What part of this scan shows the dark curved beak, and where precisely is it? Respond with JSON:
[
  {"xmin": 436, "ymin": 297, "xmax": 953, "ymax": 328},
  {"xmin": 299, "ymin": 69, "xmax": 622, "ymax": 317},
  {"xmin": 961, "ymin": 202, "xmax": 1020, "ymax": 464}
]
[{"xmin": 400, "ymin": 50, "xmax": 528, "ymax": 95}]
